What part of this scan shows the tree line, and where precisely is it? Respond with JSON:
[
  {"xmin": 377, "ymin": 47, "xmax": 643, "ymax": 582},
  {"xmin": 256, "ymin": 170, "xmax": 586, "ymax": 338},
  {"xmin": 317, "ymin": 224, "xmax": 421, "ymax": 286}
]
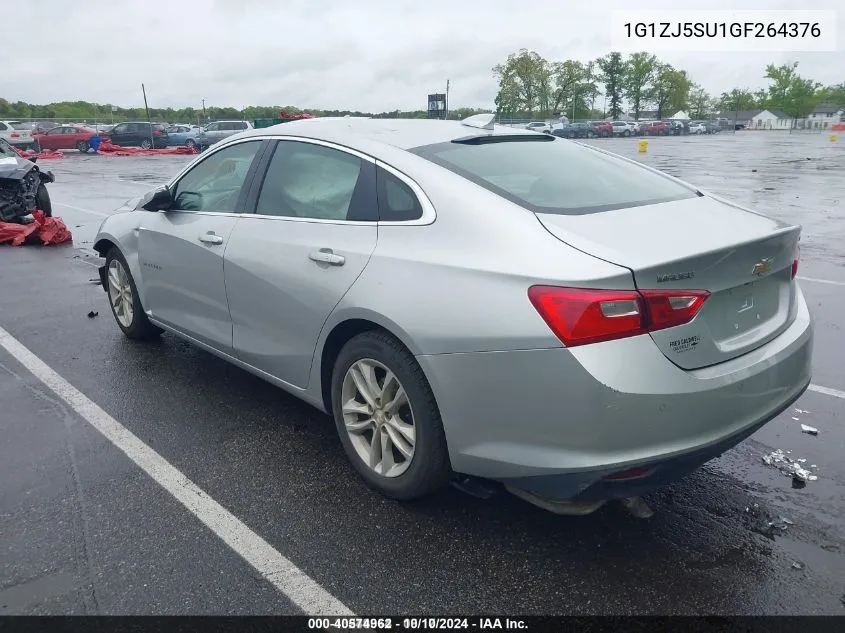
[
  {"xmin": 0, "ymin": 99, "xmax": 490, "ymax": 125},
  {"xmin": 493, "ymin": 49, "xmax": 845, "ymax": 121}
]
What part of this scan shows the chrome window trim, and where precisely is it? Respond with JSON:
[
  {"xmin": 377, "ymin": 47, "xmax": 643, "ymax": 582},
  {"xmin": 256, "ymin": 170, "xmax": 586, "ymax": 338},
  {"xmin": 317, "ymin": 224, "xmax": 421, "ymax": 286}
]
[
  {"xmin": 374, "ymin": 159, "xmax": 436, "ymax": 226},
  {"xmin": 164, "ymin": 134, "xmax": 436, "ymax": 226}
]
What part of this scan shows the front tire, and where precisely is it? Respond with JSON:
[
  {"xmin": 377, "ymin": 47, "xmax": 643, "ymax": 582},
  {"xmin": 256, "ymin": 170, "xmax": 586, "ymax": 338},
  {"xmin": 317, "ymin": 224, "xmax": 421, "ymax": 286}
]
[
  {"xmin": 331, "ymin": 331, "xmax": 452, "ymax": 500},
  {"xmin": 76, "ymin": 140, "xmax": 90, "ymax": 152},
  {"xmin": 185, "ymin": 138, "xmax": 196, "ymax": 149},
  {"xmin": 35, "ymin": 183, "xmax": 52, "ymax": 217},
  {"xmin": 140, "ymin": 138, "xmax": 152, "ymax": 150},
  {"xmin": 104, "ymin": 248, "xmax": 161, "ymax": 340}
]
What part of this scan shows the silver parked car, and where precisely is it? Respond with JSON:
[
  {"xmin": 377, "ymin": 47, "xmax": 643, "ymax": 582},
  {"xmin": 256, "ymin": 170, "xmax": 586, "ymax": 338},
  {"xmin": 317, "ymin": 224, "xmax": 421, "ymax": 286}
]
[{"xmin": 93, "ymin": 114, "xmax": 812, "ymax": 515}]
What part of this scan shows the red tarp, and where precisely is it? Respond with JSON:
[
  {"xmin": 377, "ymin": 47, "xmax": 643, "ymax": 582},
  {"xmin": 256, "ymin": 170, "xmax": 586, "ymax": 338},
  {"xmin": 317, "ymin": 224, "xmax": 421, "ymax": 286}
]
[
  {"xmin": 13, "ymin": 146, "xmax": 64, "ymax": 160},
  {"xmin": 96, "ymin": 140, "xmax": 197, "ymax": 156},
  {"xmin": 0, "ymin": 211, "xmax": 73, "ymax": 246}
]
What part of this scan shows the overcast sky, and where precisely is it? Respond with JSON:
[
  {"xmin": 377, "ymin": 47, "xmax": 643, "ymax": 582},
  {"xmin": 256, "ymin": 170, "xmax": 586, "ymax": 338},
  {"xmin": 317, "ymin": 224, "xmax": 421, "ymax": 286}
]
[{"xmin": 10, "ymin": 0, "xmax": 842, "ymax": 112}]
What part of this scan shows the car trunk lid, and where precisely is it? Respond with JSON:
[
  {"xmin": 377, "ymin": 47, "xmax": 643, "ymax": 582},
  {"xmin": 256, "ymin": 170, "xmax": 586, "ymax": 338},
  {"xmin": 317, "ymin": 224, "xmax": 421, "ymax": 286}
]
[{"xmin": 536, "ymin": 195, "xmax": 801, "ymax": 369}]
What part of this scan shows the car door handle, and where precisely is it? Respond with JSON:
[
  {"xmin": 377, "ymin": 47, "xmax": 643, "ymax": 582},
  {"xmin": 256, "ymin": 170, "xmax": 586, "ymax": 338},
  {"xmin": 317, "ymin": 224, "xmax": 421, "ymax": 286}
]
[
  {"xmin": 198, "ymin": 232, "xmax": 224, "ymax": 245},
  {"xmin": 309, "ymin": 249, "xmax": 345, "ymax": 266}
]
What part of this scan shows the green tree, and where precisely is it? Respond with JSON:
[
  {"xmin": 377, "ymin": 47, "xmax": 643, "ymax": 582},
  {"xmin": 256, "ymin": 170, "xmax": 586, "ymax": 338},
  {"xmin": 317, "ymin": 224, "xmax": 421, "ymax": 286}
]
[
  {"xmin": 764, "ymin": 62, "xmax": 822, "ymax": 118},
  {"xmin": 717, "ymin": 88, "xmax": 757, "ymax": 114},
  {"xmin": 648, "ymin": 64, "xmax": 691, "ymax": 118},
  {"xmin": 549, "ymin": 60, "xmax": 594, "ymax": 118},
  {"xmin": 623, "ymin": 52, "xmax": 657, "ymax": 119},
  {"xmin": 688, "ymin": 84, "xmax": 713, "ymax": 119},
  {"xmin": 492, "ymin": 49, "xmax": 548, "ymax": 116},
  {"xmin": 596, "ymin": 52, "xmax": 625, "ymax": 118}
]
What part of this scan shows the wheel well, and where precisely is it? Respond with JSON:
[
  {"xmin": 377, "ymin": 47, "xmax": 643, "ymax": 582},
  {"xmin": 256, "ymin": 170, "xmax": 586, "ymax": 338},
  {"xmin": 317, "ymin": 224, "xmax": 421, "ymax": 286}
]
[
  {"xmin": 319, "ymin": 319, "xmax": 393, "ymax": 412},
  {"xmin": 93, "ymin": 238, "xmax": 116, "ymax": 258}
]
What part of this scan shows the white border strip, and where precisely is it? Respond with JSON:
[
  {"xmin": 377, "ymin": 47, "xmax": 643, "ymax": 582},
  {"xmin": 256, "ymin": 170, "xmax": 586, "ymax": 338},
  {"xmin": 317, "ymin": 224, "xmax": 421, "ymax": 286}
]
[
  {"xmin": 0, "ymin": 326, "xmax": 352, "ymax": 616},
  {"xmin": 808, "ymin": 383, "xmax": 845, "ymax": 400}
]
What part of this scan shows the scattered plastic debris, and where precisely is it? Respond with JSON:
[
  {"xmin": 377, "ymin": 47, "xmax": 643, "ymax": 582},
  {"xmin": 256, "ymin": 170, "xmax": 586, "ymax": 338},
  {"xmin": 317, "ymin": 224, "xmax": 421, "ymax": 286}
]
[
  {"xmin": 762, "ymin": 449, "xmax": 819, "ymax": 483},
  {"xmin": 792, "ymin": 416, "xmax": 800, "ymax": 421},
  {"xmin": 87, "ymin": 311, "xmax": 98, "ymax": 318},
  {"xmin": 791, "ymin": 561, "xmax": 804, "ymax": 570},
  {"xmin": 0, "ymin": 210, "xmax": 72, "ymax": 246},
  {"xmin": 801, "ymin": 424, "xmax": 819, "ymax": 436},
  {"xmin": 621, "ymin": 496, "xmax": 653, "ymax": 519},
  {"xmin": 794, "ymin": 408, "xmax": 809, "ymax": 414},
  {"xmin": 766, "ymin": 516, "xmax": 794, "ymax": 531}
]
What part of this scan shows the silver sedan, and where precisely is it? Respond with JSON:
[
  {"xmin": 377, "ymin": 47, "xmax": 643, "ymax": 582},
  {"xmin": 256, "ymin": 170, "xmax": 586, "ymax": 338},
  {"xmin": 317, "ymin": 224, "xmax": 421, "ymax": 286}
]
[{"xmin": 93, "ymin": 114, "xmax": 813, "ymax": 515}]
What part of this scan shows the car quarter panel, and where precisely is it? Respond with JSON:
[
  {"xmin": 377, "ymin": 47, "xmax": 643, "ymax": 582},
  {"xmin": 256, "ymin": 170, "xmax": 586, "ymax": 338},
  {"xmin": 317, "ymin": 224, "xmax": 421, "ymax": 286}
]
[{"xmin": 332, "ymin": 150, "xmax": 637, "ymax": 356}]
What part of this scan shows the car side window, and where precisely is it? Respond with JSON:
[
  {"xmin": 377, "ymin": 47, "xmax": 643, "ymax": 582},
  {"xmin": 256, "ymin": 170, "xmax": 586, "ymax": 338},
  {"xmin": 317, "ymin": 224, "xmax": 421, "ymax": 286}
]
[
  {"xmin": 0, "ymin": 123, "xmax": 7, "ymax": 131},
  {"xmin": 112, "ymin": 124, "xmax": 126, "ymax": 134},
  {"xmin": 170, "ymin": 140, "xmax": 262, "ymax": 213},
  {"xmin": 255, "ymin": 141, "xmax": 372, "ymax": 221},
  {"xmin": 205, "ymin": 123, "xmax": 218, "ymax": 132},
  {"xmin": 376, "ymin": 167, "xmax": 423, "ymax": 222},
  {"xmin": 47, "ymin": 127, "xmax": 63, "ymax": 134}
]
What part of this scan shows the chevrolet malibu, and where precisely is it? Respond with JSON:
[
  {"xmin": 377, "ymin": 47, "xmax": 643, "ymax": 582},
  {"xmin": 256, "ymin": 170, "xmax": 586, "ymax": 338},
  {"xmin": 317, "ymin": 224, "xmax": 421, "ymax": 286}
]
[{"xmin": 93, "ymin": 114, "xmax": 812, "ymax": 514}]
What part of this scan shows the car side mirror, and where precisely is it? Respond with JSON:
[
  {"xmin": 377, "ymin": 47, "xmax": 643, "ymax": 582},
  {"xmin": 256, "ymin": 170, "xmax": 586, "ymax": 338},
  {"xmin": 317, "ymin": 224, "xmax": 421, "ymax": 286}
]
[{"xmin": 141, "ymin": 186, "xmax": 173, "ymax": 211}]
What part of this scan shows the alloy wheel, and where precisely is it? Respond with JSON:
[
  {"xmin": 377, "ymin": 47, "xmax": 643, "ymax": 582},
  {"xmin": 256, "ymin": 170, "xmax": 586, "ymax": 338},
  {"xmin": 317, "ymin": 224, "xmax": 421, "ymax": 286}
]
[
  {"xmin": 340, "ymin": 358, "xmax": 416, "ymax": 478},
  {"xmin": 107, "ymin": 259, "xmax": 134, "ymax": 328}
]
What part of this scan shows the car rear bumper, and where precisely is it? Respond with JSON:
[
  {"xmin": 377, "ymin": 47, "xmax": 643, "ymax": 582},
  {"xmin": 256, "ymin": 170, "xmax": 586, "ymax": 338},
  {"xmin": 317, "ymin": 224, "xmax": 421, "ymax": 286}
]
[{"xmin": 416, "ymin": 285, "xmax": 813, "ymax": 500}]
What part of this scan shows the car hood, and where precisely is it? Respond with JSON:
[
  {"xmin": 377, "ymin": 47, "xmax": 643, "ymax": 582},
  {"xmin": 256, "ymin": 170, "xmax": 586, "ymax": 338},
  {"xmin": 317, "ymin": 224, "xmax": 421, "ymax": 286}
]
[{"xmin": 0, "ymin": 155, "xmax": 35, "ymax": 180}]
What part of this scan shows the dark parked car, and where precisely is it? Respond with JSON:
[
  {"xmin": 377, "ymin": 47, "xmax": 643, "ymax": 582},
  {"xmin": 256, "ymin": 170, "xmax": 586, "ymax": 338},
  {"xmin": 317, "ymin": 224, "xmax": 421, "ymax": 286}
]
[
  {"xmin": 103, "ymin": 122, "xmax": 169, "ymax": 149},
  {"xmin": 552, "ymin": 124, "xmax": 574, "ymax": 138}
]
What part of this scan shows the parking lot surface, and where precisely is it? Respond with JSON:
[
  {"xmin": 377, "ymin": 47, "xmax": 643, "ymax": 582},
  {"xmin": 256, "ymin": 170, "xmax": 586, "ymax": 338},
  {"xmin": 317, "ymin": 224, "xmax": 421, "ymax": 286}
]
[{"xmin": 1, "ymin": 131, "xmax": 844, "ymax": 615}]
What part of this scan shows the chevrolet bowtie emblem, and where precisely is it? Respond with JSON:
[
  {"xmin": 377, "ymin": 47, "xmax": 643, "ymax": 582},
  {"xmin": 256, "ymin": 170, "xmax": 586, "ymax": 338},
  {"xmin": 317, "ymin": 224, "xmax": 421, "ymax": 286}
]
[{"xmin": 751, "ymin": 258, "xmax": 772, "ymax": 276}]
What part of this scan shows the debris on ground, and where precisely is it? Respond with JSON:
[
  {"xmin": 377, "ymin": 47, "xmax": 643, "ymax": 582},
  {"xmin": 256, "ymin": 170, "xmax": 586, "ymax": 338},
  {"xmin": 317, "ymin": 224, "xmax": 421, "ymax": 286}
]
[
  {"xmin": 12, "ymin": 146, "xmax": 64, "ymax": 160},
  {"xmin": 801, "ymin": 424, "xmax": 819, "ymax": 436},
  {"xmin": 0, "ymin": 210, "xmax": 72, "ymax": 246},
  {"xmin": 96, "ymin": 140, "xmax": 197, "ymax": 157},
  {"xmin": 762, "ymin": 449, "xmax": 819, "ymax": 483},
  {"xmin": 791, "ymin": 561, "xmax": 804, "ymax": 570},
  {"xmin": 794, "ymin": 408, "xmax": 809, "ymax": 414},
  {"xmin": 87, "ymin": 311, "xmax": 98, "ymax": 318},
  {"xmin": 766, "ymin": 516, "xmax": 794, "ymax": 532}
]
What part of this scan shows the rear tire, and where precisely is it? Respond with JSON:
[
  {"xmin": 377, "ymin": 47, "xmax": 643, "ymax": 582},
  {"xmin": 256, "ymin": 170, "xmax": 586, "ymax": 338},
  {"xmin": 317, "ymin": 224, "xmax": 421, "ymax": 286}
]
[
  {"xmin": 104, "ymin": 247, "xmax": 162, "ymax": 340},
  {"xmin": 331, "ymin": 331, "xmax": 452, "ymax": 500},
  {"xmin": 185, "ymin": 138, "xmax": 196, "ymax": 149},
  {"xmin": 76, "ymin": 140, "xmax": 90, "ymax": 152},
  {"xmin": 140, "ymin": 138, "xmax": 152, "ymax": 150},
  {"xmin": 35, "ymin": 183, "xmax": 52, "ymax": 217}
]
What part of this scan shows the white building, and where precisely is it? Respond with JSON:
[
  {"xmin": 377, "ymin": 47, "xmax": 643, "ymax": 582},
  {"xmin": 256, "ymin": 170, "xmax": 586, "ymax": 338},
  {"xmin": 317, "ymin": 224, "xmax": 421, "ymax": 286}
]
[
  {"xmin": 801, "ymin": 103, "xmax": 845, "ymax": 129},
  {"xmin": 750, "ymin": 109, "xmax": 793, "ymax": 130}
]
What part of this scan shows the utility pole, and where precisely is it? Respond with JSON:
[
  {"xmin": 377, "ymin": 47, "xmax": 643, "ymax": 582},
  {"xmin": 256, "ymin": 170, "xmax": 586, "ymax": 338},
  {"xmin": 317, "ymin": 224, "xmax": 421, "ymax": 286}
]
[
  {"xmin": 202, "ymin": 99, "xmax": 206, "ymax": 122},
  {"xmin": 141, "ymin": 83, "xmax": 153, "ymax": 147},
  {"xmin": 445, "ymin": 79, "xmax": 450, "ymax": 120}
]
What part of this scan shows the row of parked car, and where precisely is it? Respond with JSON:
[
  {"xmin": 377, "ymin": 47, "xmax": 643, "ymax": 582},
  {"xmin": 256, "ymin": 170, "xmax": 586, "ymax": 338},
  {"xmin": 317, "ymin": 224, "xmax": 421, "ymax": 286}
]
[
  {"xmin": 525, "ymin": 119, "xmax": 722, "ymax": 139},
  {"xmin": 0, "ymin": 119, "xmax": 256, "ymax": 152}
]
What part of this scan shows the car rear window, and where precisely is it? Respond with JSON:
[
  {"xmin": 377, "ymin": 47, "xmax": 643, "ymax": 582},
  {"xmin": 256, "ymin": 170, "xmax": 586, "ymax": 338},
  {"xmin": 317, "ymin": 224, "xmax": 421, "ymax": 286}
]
[
  {"xmin": 9, "ymin": 122, "xmax": 30, "ymax": 130},
  {"xmin": 410, "ymin": 138, "xmax": 697, "ymax": 215}
]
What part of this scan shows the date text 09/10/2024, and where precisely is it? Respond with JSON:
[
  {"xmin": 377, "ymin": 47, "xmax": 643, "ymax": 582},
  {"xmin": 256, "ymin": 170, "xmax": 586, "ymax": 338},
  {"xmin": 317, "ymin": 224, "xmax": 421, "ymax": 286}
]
[{"xmin": 307, "ymin": 618, "xmax": 527, "ymax": 630}]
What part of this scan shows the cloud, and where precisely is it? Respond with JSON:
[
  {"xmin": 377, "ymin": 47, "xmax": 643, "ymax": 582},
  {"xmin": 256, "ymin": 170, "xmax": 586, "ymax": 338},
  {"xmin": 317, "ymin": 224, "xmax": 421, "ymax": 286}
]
[{"xmin": 7, "ymin": 0, "xmax": 842, "ymax": 112}]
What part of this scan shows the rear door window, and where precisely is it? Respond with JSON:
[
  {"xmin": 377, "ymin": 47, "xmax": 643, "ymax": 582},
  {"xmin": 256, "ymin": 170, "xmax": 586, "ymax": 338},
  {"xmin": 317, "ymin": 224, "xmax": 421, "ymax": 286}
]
[
  {"xmin": 376, "ymin": 168, "xmax": 423, "ymax": 222},
  {"xmin": 410, "ymin": 138, "xmax": 697, "ymax": 215}
]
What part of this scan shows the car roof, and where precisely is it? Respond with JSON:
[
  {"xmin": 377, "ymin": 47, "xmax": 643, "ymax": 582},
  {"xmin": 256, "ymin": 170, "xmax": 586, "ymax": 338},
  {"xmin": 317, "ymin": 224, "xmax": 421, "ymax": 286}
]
[{"xmin": 236, "ymin": 117, "xmax": 545, "ymax": 152}]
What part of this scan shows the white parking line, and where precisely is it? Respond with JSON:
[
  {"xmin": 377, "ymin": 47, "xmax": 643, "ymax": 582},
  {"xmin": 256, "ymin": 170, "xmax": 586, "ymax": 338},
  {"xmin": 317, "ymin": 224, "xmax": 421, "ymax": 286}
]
[
  {"xmin": 808, "ymin": 384, "xmax": 845, "ymax": 400},
  {"xmin": 54, "ymin": 202, "xmax": 109, "ymax": 218},
  {"xmin": 798, "ymin": 276, "xmax": 845, "ymax": 287},
  {"xmin": 0, "ymin": 326, "xmax": 352, "ymax": 616}
]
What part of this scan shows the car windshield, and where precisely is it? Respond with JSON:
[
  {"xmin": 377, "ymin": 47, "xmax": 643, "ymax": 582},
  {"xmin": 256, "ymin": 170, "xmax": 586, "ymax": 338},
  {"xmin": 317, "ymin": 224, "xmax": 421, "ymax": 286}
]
[
  {"xmin": 9, "ymin": 122, "xmax": 30, "ymax": 130},
  {"xmin": 0, "ymin": 138, "xmax": 19, "ymax": 158},
  {"xmin": 410, "ymin": 138, "xmax": 697, "ymax": 215}
]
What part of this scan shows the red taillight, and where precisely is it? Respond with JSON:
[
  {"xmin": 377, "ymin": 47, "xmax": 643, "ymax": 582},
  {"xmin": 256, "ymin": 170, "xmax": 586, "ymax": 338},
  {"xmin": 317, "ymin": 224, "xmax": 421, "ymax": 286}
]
[
  {"xmin": 792, "ymin": 246, "xmax": 800, "ymax": 279},
  {"xmin": 528, "ymin": 286, "xmax": 710, "ymax": 347},
  {"xmin": 10, "ymin": 133, "xmax": 19, "ymax": 138}
]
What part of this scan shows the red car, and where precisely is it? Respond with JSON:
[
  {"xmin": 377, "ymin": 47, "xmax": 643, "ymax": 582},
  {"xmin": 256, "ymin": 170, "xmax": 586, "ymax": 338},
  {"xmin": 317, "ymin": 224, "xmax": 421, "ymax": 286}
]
[
  {"xmin": 642, "ymin": 121, "xmax": 668, "ymax": 136},
  {"xmin": 34, "ymin": 125, "xmax": 98, "ymax": 152},
  {"xmin": 591, "ymin": 121, "xmax": 613, "ymax": 137}
]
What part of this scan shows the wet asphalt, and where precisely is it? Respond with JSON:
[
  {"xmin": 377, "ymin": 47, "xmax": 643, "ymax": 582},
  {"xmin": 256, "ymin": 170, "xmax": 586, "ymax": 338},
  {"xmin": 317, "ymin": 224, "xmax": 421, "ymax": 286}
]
[{"xmin": 1, "ymin": 131, "xmax": 843, "ymax": 615}]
